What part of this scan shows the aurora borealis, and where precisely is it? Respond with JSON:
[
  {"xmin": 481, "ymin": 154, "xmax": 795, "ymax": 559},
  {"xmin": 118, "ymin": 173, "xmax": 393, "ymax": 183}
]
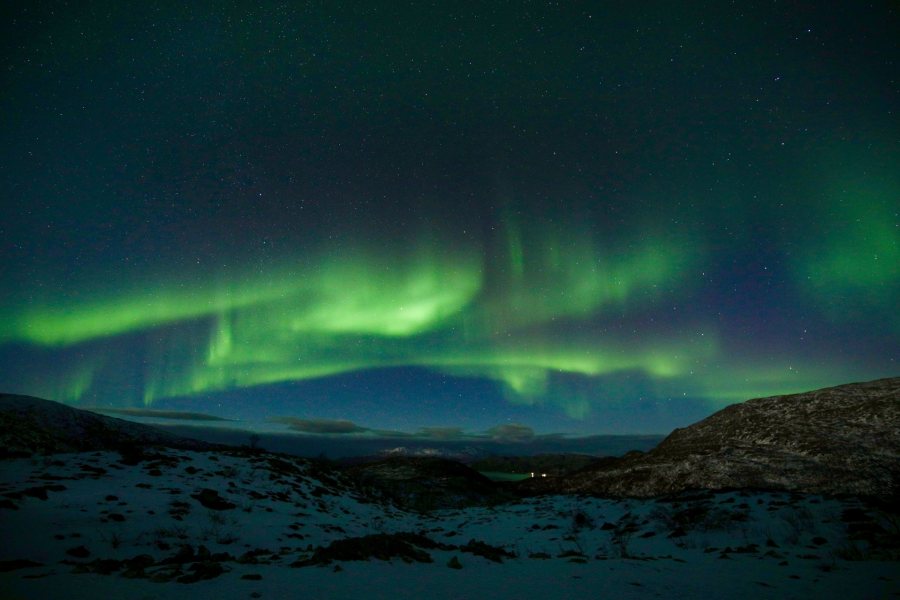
[{"xmin": 0, "ymin": 2, "xmax": 897, "ymax": 436}]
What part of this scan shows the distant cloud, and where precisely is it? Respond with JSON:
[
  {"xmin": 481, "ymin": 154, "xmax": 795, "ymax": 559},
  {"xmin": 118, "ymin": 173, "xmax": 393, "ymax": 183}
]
[
  {"xmin": 486, "ymin": 423, "xmax": 535, "ymax": 443},
  {"xmin": 269, "ymin": 415, "xmax": 548, "ymax": 444},
  {"xmin": 85, "ymin": 407, "xmax": 231, "ymax": 421},
  {"xmin": 270, "ymin": 417, "xmax": 369, "ymax": 434},
  {"xmin": 415, "ymin": 426, "xmax": 466, "ymax": 440},
  {"xmin": 370, "ymin": 429, "xmax": 416, "ymax": 438}
]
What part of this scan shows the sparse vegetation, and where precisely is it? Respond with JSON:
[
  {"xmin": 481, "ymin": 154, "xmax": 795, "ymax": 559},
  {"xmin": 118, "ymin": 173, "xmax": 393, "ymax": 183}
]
[
  {"xmin": 292, "ymin": 532, "xmax": 448, "ymax": 566},
  {"xmin": 571, "ymin": 508, "xmax": 595, "ymax": 532},
  {"xmin": 100, "ymin": 530, "xmax": 123, "ymax": 549},
  {"xmin": 782, "ymin": 505, "xmax": 815, "ymax": 546},
  {"xmin": 152, "ymin": 525, "xmax": 189, "ymax": 543}
]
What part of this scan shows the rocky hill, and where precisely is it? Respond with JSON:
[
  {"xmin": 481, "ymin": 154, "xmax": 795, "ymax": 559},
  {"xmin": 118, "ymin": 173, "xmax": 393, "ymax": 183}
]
[
  {"xmin": 519, "ymin": 377, "xmax": 900, "ymax": 500},
  {"xmin": 0, "ymin": 394, "xmax": 216, "ymax": 457}
]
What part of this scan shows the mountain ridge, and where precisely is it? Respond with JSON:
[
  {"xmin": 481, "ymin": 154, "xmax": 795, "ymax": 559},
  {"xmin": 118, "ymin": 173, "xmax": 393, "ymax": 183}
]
[{"xmin": 0, "ymin": 393, "xmax": 217, "ymax": 457}]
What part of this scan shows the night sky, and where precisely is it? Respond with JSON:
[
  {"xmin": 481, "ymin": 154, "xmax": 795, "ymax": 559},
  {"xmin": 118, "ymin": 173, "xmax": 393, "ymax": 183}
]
[{"xmin": 1, "ymin": 2, "xmax": 897, "ymax": 437}]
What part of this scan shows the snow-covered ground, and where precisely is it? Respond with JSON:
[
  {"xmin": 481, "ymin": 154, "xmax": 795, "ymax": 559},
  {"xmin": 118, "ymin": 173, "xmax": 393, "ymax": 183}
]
[{"xmin": 1, "ymin": 449, "xmax": 897, "ymax": 599}]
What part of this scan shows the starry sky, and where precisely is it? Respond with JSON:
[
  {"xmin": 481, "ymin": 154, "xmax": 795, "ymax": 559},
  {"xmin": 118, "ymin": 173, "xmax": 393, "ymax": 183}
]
[{"xmin": 0, "ymin": 1, "xmax": 897, "ymax": 437}]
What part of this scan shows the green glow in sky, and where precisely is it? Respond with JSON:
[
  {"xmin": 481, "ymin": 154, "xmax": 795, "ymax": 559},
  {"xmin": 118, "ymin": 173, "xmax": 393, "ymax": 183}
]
[
  {"xmin": 690, "ymin": 360, "xmax": 856, "ymax": 405},
  {"xmin": 1, "ymin": 191, "xmax": 891, "ymax": 423},
  {"xmin": 795, "ymin": 158, "xmax": 900, "ymax": 329},
  {"xmin": 1, "ymin": 2, "xmax": 896, "ymax": 433},
  {"xmin": 3, "ymin": 246, "xmax": 483, "ymax": 346},
  {"xmin": 494, "ymin": 223, "xmax": 697, "ymax": 325},
  {"xmin": 7, "ymin": 269, "xmax": 307, "ymax": 346},
  {"xmin": 0, "ymin": 223, "xmax": 712, "ymax": 415}
]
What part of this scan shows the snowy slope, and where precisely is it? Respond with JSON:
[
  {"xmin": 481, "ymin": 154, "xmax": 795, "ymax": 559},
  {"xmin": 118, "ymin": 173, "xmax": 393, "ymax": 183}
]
[{"xmin": 1, "ymin": 447, "xmax": 898, "ymax": 599}]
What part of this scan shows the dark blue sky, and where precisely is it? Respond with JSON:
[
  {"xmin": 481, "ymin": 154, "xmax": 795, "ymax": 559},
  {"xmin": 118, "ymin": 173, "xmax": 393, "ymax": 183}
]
[{"xmin": 1, "ymin": 1, "xmax": 897, "ymax": 435}]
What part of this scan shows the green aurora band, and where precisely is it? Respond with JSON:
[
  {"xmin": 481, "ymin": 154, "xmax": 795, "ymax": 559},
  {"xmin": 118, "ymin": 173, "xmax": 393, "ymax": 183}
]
[
  {"xmin": 795, "ymin": 159, "xmax": 900, "ymax": 331},
  {"xmin": 0, "ymin": 220, "xmax": 721, "ymax": 410},
  {"xmin": 4, "ymin": 196, "xmax": 884, "ymax": 420},
  {"xmin": 1, "ymin": 2, "xmax": 897, "ymax": 433}
]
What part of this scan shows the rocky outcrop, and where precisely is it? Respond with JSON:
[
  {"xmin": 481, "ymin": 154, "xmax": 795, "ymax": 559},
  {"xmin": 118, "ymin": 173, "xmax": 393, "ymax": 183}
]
[{"xmin": 521, "ymin": 377, "xmax": 900, "ymax": 500}]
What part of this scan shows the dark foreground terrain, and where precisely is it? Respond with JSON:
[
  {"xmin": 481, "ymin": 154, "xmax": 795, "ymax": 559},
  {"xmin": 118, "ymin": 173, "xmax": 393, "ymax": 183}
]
[{"xmin": 1, "ymin": 379, "xmax": 898, "ymax": 599}]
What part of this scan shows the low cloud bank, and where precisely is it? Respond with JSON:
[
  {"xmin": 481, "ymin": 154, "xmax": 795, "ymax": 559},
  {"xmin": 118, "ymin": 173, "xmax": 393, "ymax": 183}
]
[
  {"xmin": 85, "ymin": 407, "xmax": 232, "ymax": 422},
  {"xmin": 270, "ymin": 417, "xmax": 369, "ymax": 434},
  {"xmin": 268, "ymin": 417, "xmax": 545, "ymax": 444}
]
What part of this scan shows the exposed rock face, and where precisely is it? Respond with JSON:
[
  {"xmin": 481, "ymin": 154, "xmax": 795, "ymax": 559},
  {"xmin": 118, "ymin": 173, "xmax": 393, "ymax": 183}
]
[
  {"xmin": 521, "ymin": 377, "xmax": 900, "ymax": 500},
  {"xmin": 0, "ymin": 394, "xmax": 216, "ymax": 457}
]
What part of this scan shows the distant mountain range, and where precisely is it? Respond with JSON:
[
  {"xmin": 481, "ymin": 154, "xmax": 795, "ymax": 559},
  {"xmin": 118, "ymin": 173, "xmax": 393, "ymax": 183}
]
[
  {"xmin": 2, "ymin": 377, "xmax": 898, "ymax": 501},
  {"xmin": 520, "ymin": 377, "xmax": 900, "ymax": 500},
  {"xmin": 144, "ymin": 424, "xmax": 664, "ymax": 460},
  {"xmin": 377, "ymin": 445, "xmax": 487, "ymax": 460}
]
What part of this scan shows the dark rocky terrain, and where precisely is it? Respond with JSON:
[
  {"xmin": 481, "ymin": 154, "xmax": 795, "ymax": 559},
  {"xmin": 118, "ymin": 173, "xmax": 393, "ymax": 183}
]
[
  {"xmin": 343, "ymin": 456, "xmax": 515, "ymax": 510},
  {"xmin": 0, "ymin": 395, "xmax": 505, "ymax": 510},
  {"xmin": 0, "ymin": 394, "xmax": 218, "ymax": 458},
  {"xmin": 1, "ymin": 382, "xmax": 899, "ymax": 597},
  {"xmin": 4, "ymin": 376, "xmax": 899, "ymax": 506},
  {"xmin": 6, "ymin": 442, "xmax": 895, "ymax": 598},
  {"xmin": 519, "ymin": 377, "xmax": 900, "ymax": 500},
  {"xmin": 469, "ymin": 453, "xmax": 605, "ymax": 477}
]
